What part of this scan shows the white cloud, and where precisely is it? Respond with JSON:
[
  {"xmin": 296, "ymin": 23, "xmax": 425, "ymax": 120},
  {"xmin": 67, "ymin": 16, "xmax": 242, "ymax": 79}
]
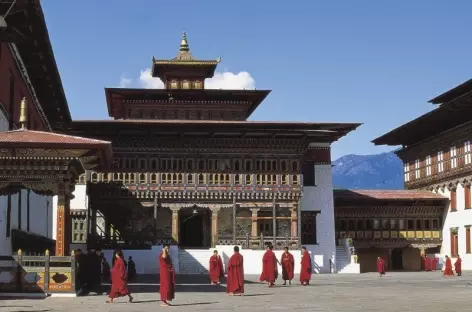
[
  {"xmin": 119, "ymin": 75, "xmax": 132, "ymax": 88},
  {"xmin": 139, "ymin": 68, "xmax": 164, "ymax": 89},
  {"xmin": 119, "ymin": 68, "xmax": 256, "ymax": 90}
]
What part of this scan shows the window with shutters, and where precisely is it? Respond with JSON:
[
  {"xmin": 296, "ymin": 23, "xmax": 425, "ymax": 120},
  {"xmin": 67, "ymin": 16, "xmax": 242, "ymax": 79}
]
[
  {"xmin": 465, "ymin": 141, "xmax": 471, "ymax": 165},
  {"xmin": 465, "ymin": 184, "xmax": 471, "ymax": 209},
  {"xmin": 415, "ymin": 159, "xmax": 421, "ymax": 179},
  {"xmin": 437, "ymin": 151, "xmax": 444, "ymax": 172},
  {"xmin": 450, "ymin": 228, "xmax": 459, "ymax": 257},
  {"xmin": 426, "ymin": 155, "xmax": 432, "ymax": 176},
  {"xmin": 466, "ymin": 226, "xmax": 471, "ymax": 254},
  {"xmin": 450, "ymin": 146, "xmax": 457, "ymax": 169},
  {"xmin": 404, "ymin": 163, "xmax": 410, "ymax": 182},
  {"xmin": 450, "ymin": 189, "xmax": 457, "ymax": 211}
]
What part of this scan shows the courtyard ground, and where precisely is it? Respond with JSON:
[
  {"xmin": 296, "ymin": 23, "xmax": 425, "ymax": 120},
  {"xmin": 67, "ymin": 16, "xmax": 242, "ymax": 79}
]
[{"xmin": 1, "ymin": 272, "xmax": 471, "ymax": 311}]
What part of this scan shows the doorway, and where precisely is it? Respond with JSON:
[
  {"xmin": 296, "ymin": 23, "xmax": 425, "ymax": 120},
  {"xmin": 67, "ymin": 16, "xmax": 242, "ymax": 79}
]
[
  {"xmin": 179, "ymin": 208, "xmax": 210, "ymax": 248},
  {"xmin": 391, "ymin": 248, "xmax": 403, "ymax": 270}
]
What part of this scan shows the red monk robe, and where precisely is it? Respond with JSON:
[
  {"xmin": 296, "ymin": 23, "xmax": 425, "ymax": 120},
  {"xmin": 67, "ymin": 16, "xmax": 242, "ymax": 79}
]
[
  {"xmin": 443, "ymin": 256, "xmax": 454, "ymax": 276},
  {"xmin": 424, "ymin": 256, "xmax": 431, "ymax": 271},
  {"xmin": 259, "ymin": 248, "xmax": 278, "ymax": 287},
  {"xmin": 280, "ymin": 250, "xmax": 295, "ymax": 284},
  {"xmin": 107, "ymin": 252, "xmax": 132, "ymax": 303},
  {"xmin": 209, "ymin": 252, "xmax": 224, "ymax": 284},
  {"xmin": 227, "ymin": 247, "xmax": 244, "ymax": 296},
  {"xmin": 377, "ymin": 257, "xmax": 386, "ymax": 276},
  {"xmin": 431, "ymin": 257, "xmax": 437, "ymax": 271},
  {"xmin": 454, "ymin": 256, "xmax": 462, "ymax": 276},
  {"xmin": 300, "ymin": 247, "xmax": 312, "ymax": 286},
  {"xmin": 159, "ymin": 249, "xmax": 176, "ymax": 306}
]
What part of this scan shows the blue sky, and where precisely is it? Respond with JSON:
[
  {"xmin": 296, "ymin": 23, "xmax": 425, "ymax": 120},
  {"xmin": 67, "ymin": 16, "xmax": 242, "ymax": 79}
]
[{"xmin": 41, "ymin": 0, "xmax": 472, "ymax": 159}]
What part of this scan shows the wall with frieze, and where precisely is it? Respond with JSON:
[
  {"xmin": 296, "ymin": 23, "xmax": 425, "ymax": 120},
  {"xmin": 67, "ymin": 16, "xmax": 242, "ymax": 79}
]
[{"xmin": 300, "ymin": 163, "xmax": 335, "ymax": 273}]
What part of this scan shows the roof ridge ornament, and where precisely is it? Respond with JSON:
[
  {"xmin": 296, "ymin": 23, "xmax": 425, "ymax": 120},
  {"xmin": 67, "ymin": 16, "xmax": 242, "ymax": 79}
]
[
  {"xmin": 19, "ymin": 97, "xmax": 27, "ymax": 130},
  {"xmin": 180, "ymin": 32, "xmax": 189, "ymax": 52}
]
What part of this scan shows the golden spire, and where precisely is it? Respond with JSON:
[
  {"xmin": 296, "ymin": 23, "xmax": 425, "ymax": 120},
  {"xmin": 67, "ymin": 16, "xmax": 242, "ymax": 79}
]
[
  {"xmin": 19, "ymin": 97, "xmax": 27, "ymax": 129},
  {"xmin": 180, "ymin": 32, "xmax": 190, "ymax": 52}
]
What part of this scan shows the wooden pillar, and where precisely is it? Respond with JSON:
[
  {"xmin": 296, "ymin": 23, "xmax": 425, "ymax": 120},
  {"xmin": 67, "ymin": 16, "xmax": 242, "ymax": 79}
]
[
  {"xmin": 251, "ymin": 208, "xmax": 260, "ymax": 238},
  {"xmin": 272, "ymin": 198, "xmax": 276, "ymax": 247},
  {"xmin": 171, "ymin": 208, "xmax": 180, "ymax": 244},
  {"xmin": 55, "ymin": 183, "xmax": 71, "ymax": 256},
  {"xmin": 91, "ymin": 209, "xmax": 97, "ymax": 238},
  {"xmin": 290, "ymin": 205, "xmax": 298, "ymax": 241},
  {"xmin": 211, "ymin": 207, "xmax": 220, "ymax": 248},
  {"xmin": 232, "ymin": 197, "xmax": 236, "ymax": 245}
]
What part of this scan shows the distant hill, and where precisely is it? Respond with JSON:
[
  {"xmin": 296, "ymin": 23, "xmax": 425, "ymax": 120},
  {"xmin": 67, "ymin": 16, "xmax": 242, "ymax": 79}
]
[{"xmin": 332, "ymin": 151, "xmax": 404, "ymax": 190}]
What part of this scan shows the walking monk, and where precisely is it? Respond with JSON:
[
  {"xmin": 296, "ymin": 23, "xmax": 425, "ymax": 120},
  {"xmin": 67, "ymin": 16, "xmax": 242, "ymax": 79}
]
[
  {"xmin": 159, "ymin": 244, "xmax": 175, "ymax": 307},
  {"xmin": 454, "ymin": 255, "xmax": 462, "ymax": 276},
  {"xmin": 431, "ymin": 257, "xmax": 437, "ymax": 271},
  {"xmin": 259, "ymin": 244, "xmax": 278, "ymax": 287},
  {"xmin": 443, "ymin": 255, "xmax": 454, "ymax": 276},
  {"xmin": 423, "ymin": 255, "xmax": 431, "ymax": 271},
  {"xmin": 300, "ymin": 246, "xmax": 312, "ymax": 286},
  {"xmin": 209, "ymin": 250, "xmax": 224, "ymax": 284},
  {"xmin": 281, "ymin": 247, "xmax": 294, "ymax": 285},
  {"xmin": 106, "ymin": 250, "xmax": 133, "ymax": 303},
  {"xmin": 227, "ymin": 246, "xmax": 244, "ymax": 296},
  {"xmin": 377, "ymin": 257, "xmax": 386, "ymax": 277}
]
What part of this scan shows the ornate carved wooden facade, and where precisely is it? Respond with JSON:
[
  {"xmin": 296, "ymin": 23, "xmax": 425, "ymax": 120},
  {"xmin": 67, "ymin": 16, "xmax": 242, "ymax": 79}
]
[
  {"xmin": 334, "ymin": 190, "xmax": 447, "ymax": 250},
  {"xmin": 69, "ymin": 33, "xmax": 360, "ymax": 250}
]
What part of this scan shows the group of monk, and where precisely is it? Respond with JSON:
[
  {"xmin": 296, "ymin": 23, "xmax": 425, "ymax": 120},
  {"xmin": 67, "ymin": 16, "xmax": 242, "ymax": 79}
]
[
  {"xmin": 104, "ymin": 244, "xmax": 314, "ymax": 306},
  {"xmin": 376, "ymin": 254, "xmax": 463, "ymax": 277},
  {"xmin": 443, "ymin": 255, "xmax": 462, "ymax": 276}
]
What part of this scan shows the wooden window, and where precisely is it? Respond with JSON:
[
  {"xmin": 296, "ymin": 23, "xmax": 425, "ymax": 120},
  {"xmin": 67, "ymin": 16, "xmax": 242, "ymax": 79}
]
[
  {"xmin": 365, "ymin": 220, "xmax": 373, "ymax": 230},
  {"xmin": 437, "ymin": 151, "xmax": 444, "ymax": 172},
  {"xmin": 281, "ymin": 160, "xmax": 287, "ymax": 171},
  {"xmin": 415, "ymin": 159, "xmax": 421, "ymax": 179},
  {"xmin": 194, "ymin": 80, "xmax": 202, "ymax": 89},
  {"xmin": 450, "ymin": 189, "xmax": 457, "ymax": 211},
  {"xmin": 404, "ymin": 162, "xmax": 410, "ymax": 182},
  {"xmin": 465, "ymin": 141, "xmax": 471, "ymax": 165},
  {"xmin": 301, "ymin": 211, "xmax": 319, "ymax": 245},
  {"xmin": 292, "ymin": 161, "xmax": 298, "ymax": 172},
  {"xmin": 416, "ymin": 219, "xmax": 422, "ymax": 230},
  {"xmin": 426, "ymin": 155, "xmax": 432, "ymax": 176},
  {"xmin": 466, "ymin": 226, "xmax": 471, "ymax": 254},
  {"xmin": 398, "ymin": 219, "xmax": 405, "ymax": 229},
  {"xmin": 465, "ymin": 185, "xmax": 471, "ymax": 209},
  {"xmin": 245, "ymin": 174, "xmax": 252, "ymax": 185},
  {"xmin": 182, "ymin": 80, "xmax": 190, "ymax": 89},
  {"xmin": 187, "ymin": 174, "xmax": 194, "ymax": 185},
  {"xmin": 356, "ymin": 219, "xmax": 365, "ymax": 230},
  {"xmin": 432, "ymin": 219, "xmax": 439, "ymax": 229},
  {"xmin": 450, "ymin": 146, "xmax": 458, "ymax": 169},
  {"xmin": 450, "ymin": 228, "xmax": 458, "ymax": 257},
  {"xmin": 150, "ymin": 173, "xmax": 158, "ymax": 184},
  {"xmin": 170, "ymin": 80, "xmax": 178, "ymax": 89},
  {"xmin": 198, "ymin": 173, "xmax": 205, "ymax": 184}
]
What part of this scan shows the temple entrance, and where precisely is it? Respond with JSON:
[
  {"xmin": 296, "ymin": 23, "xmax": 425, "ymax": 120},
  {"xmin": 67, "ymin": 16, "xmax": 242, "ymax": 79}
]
[
  {"xmin": 179, "ymin": 207, "xmax": 211, "ymax": 248},
  {"xmin": 391, "ymin": 248, "xmax": 403, "ymax": 270}
]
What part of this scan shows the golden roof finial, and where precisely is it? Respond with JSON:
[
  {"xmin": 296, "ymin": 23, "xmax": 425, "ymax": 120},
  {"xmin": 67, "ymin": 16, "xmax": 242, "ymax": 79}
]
[
  {"xmin": 19, "ymin": 97, "xmax": 27, "ymax": 130},
  {"xmin": 180, "ymin": 32, "xmax": 190, "ymax": 52}
]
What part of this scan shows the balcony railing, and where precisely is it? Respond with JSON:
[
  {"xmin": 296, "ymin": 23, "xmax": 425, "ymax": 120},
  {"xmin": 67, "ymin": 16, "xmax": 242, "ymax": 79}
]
[
  {"xmin": 337, "ymin": 230, "xmax": 442, "ymax": 240},
  {"xmin": 79, "ymin": 172, "xmax": 302, "ymax": 189},
  {"xmin": 217, "ymin": 234, "xmax": 299, "ymax": 250}
]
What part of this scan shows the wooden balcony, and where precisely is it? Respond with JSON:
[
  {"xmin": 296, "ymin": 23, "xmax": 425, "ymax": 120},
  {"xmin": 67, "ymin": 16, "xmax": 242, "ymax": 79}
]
[
  {"xmin": 80, "ymin": 171, "xmax": 303, "ymax": 193},
  {"xmin": 337, "ymin": 230, "xmax": 442, "ymax": 241}
]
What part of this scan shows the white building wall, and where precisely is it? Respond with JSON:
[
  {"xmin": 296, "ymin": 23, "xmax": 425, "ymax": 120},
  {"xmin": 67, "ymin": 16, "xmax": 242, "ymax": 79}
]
[
  {"xmin": 70, "ymin": 185, "xmax": 88, "ymax": 210},
  {"xmin": 436, "ymin": 183, "xmax": 472, "ymax": 270},
  {"xmin": 300, "ymin": 164, "xmax": 335, "ymax": 273}
]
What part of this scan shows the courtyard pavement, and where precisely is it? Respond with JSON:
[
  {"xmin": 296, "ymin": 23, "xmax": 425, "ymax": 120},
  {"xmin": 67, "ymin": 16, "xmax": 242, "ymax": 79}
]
[{"xmin": 2, "ymin": 272, "xmax": 472, "ymax": 311}]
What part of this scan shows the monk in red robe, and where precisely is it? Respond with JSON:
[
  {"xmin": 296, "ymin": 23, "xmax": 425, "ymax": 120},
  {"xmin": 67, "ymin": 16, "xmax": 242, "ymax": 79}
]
[
  {"xmin": 377, "ymin": 257, "xmax": 386, "ymax": 277},
  {"xmin": 281, "ymin": 247, "xmax": 294, "ymax": 286},
  {"xmin": 443, "ymin": 255, "xmax": 454, "ymax": 276},
  {"xmin": 424, "ymin": 256, "xmax": 431, "ymax": 271},
  {"xmin": 259, "ymin": 244, "xmax": 278, "ymax": 287},
  {"xmin": 106, "ymin": 250, "xmax": 133, "ymax": 303},
  {"xmin": 227, "ymin": 246, "xmax": 244, "ymax": 296},
  {"xmin": 454, "ymin": 255, "xmax": 462, "ymax": 276},
  {"xmin": 431, "ymin": 257, "xmax": 437, "ymax": 271},
  {"xmin": 300, "ymin": 246, "xmax": 312, "ymax": 286},
  {"xmin": 209, "ymin": 250, "xmax": 224, "ymax": 284},
  {"xmin": 159, "ymin": 244, "xmax": 175, "ymax": 307}
]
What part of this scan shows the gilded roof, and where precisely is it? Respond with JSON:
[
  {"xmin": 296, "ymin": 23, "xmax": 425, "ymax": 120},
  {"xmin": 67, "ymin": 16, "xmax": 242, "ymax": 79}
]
[{"xmin": 153, "ymin": 32, "xmax": 220, "ymax": 66}]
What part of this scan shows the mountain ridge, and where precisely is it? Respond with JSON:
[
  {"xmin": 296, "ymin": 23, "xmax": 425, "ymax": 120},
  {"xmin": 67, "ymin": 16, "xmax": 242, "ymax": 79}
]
[{"xmin": 332, "ymin": 151, "xmax": 404, "ymax": 190}]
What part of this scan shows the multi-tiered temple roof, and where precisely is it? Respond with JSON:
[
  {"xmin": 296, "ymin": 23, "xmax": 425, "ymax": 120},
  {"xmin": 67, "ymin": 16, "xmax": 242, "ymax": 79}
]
[{"xmin": 71, "ymin": 33, "xmax": 361, "ymax": 143}]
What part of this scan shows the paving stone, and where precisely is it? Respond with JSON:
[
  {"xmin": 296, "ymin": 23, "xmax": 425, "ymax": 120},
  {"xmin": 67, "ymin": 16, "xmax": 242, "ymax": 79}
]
[{"xmin": 1, "ymin": 272, "xmax": 471, "ymax": 311}]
